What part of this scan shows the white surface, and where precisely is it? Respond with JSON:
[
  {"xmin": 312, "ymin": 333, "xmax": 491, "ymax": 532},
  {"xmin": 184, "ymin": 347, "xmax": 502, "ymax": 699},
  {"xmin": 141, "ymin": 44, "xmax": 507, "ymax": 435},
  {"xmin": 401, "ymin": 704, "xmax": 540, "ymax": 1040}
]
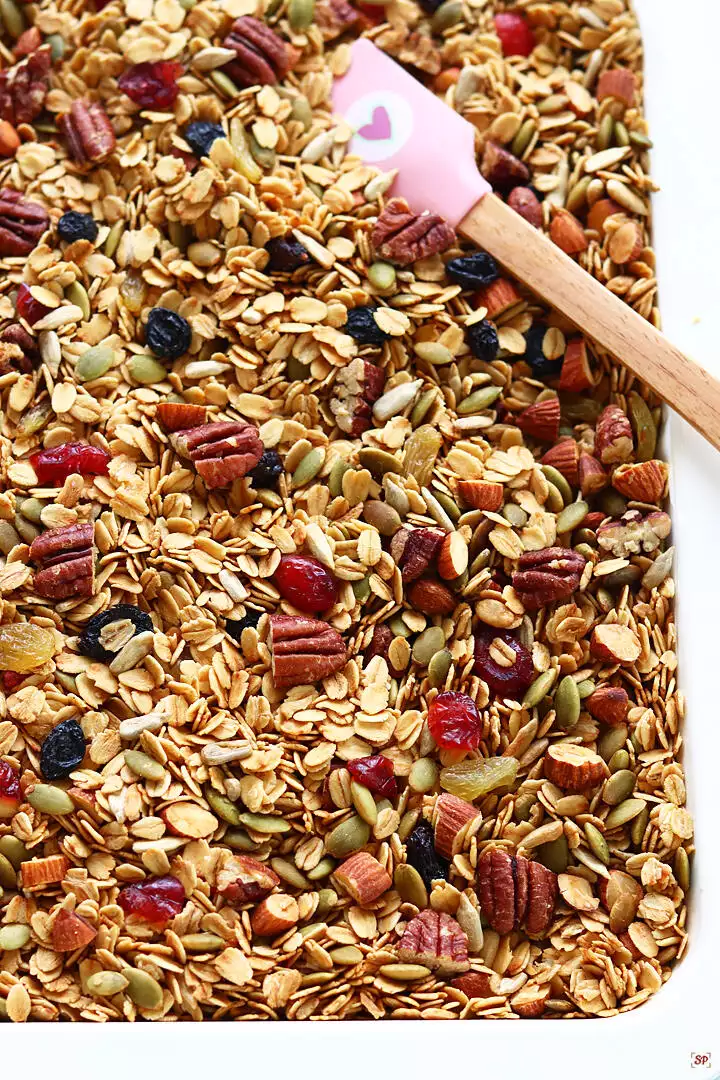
[{"xmin": 8, "ymin": 2, "xmax": 720, "ymax": 1076}]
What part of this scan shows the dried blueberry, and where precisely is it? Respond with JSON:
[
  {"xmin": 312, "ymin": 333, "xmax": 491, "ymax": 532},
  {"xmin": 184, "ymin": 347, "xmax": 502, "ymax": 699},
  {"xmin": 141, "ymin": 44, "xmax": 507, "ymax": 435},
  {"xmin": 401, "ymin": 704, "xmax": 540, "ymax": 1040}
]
[
  {"xmin": 524, "ymin": 323, "xmax": 563, "ymax": 379},
  {"xmin": 446, "ymin": 252, "xmax": 499, "ymax": 290},
  {"xmin": 40, "ymin": 718, "xmax": 86, "ymax": 780},
  {"xmin": 226, "ymin": 610, "xmax": 262, "ymax": 642},
  {"xmin": 146, "ymin": 307, "xmax": 192, "ymax": 361},
  {"xmin": 57, "ymin": 211, "xmax": 98, "ymax": 244},
  {"xmin": 466, "ymin": 318, "xmax": 499, "ymax": 362},
  {"xmin": 78, "ymin": 604, "xmax": 153, "ymax": 662},
  {"xmin": 184, "ymin": 121, "xmax": 225, "ymax": 158},
  {"xmin": 265, "ymin": 234, "xmax": 311, "ymax": 273},
  {"xmin": 248, "ymin": 449, "xmax": 283, "ymax": 489},
  {"xmin": 405, "ymin": 821, "xmax": 448, "ymax": 890},
  {"xmin": 345, "ymin": 307, "xmax": 390, "ymax": 347}
]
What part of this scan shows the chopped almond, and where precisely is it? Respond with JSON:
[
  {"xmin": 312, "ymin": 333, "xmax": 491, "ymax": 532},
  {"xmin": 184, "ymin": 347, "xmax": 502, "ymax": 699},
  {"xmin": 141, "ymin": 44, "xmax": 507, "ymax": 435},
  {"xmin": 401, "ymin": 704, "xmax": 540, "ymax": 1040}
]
[
  {"xmin": 334, "ymin": 851, "xmax": 391, "ymax": 904},
  {"xmin": 21, "ymin": 854, "xmax": 69, "ymax": 888},
  {"xmin": 474, "ymin": 278, "xmax": 522, "ymax": 319},
  {"xmin": 251, "ymin": 894, "xmax": 299, "ymax": 936},
  {"xmin": 591, "ymin": 623, "xmax": 642, "ymax": 664},
  {"xmin": 51, "ymin": 909, "xmax": 97, "ymax": 952},
  {"xmin": 544, "ymin": 744, "xmax": 608, "ymax": 792}
]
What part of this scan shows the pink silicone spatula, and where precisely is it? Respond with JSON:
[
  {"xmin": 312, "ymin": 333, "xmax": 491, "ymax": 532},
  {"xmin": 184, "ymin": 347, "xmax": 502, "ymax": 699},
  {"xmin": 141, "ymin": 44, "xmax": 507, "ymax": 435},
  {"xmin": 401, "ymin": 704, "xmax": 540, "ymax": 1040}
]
[{"xmin": 334, "ymin": 39, "xmax": 720, "ymax": 452}]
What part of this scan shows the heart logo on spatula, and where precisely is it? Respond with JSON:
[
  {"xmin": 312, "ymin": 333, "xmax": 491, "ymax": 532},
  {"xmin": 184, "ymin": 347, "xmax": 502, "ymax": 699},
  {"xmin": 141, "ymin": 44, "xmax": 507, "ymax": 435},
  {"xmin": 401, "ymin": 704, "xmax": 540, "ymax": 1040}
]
[{"xmin": 358, "ymin": 105, "xmax": 391, "ymax": 141}]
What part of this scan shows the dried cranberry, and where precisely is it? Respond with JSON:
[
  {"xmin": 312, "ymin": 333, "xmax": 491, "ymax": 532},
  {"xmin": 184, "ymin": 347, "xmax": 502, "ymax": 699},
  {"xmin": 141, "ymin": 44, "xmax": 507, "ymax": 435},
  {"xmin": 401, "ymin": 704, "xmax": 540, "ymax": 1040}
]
[
  {"xmin": 118, "ymin": 61, "xmax": 183, "ymax": 110},
  {"xmin": 265, "ymin": 234, "xmax": 310, "ymax": 273},
  {"xmin": 274, "ymin": 554, "xmax": 338, "ymax": 613},
  {"xmin": 405, "ymin": 821, "xmax": 448, "ymax": 889},
  {"xmin": 118, "ymin": 875, "xmax": 185, "ymax": 924},
  {"xmin": 347, "ymin": 755, "xmax": 398, "ymax": 798},
  {"xmin": 473, "ymin": 629, "xmax": 534, "ymax": 699},
  {"xmin": 353, "ymin": 0, "xmax": 387, "ymax": 21},
  {"xmin": 1, "ymin": 671, "xmax": 23, "ymax": 692},
  {"xmin": 31, "ymin": 441, "xmax": 110, "ymax": 485},
  {"xmin": 16, "ymin": 283, "xmax": 52, "ymax": 327},
  {"xmin": 0, "ymin": 759, "xmax": 21, "ymax": 818},
  {"xmin": 494, "ymin": 12, "xmax": 536, "ymax": 57},
  {"xmin": 428, "ymin": 691, "xmax": 482, "ymax": 755}
]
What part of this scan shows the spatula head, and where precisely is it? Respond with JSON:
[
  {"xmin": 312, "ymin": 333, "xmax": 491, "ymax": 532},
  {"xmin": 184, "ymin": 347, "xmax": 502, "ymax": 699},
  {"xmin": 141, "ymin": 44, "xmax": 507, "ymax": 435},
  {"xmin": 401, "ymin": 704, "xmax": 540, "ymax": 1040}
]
[{"xmin": 332, "ymin": 38, "xmax": 490, "ymax": 226}]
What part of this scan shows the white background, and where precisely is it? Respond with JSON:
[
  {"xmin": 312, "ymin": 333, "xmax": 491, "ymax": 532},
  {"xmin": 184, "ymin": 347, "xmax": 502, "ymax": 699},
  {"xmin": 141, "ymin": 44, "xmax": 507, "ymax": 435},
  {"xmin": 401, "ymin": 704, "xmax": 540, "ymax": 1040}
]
[{"xmin": 9, "ymin": 1, "xmax": 720, "ymax": 1075}]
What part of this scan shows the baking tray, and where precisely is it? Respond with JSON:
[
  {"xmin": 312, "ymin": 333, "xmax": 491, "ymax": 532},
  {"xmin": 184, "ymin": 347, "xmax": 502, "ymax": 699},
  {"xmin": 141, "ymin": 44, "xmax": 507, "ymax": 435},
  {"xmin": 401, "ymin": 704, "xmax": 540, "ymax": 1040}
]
[{"xmin": 6, "ymin": 0, "xmax": 718, "ymax": 1075}]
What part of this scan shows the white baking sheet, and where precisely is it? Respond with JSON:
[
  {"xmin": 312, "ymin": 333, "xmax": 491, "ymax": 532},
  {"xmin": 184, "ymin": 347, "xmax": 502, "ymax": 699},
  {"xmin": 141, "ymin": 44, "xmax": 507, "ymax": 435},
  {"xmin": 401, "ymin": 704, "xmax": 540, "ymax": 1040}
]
[{"xmin": 7, "ymin": 0, "xmax": 720, "ymax": 1075}]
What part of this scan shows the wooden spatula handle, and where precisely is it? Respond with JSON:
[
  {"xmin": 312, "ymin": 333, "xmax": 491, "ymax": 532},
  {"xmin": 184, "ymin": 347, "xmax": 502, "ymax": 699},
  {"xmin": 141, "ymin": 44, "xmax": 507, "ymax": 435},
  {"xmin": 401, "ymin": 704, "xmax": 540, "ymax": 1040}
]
[{"xmin": 461, "ymin": 194, "xmax": 720, "ymax": 452}]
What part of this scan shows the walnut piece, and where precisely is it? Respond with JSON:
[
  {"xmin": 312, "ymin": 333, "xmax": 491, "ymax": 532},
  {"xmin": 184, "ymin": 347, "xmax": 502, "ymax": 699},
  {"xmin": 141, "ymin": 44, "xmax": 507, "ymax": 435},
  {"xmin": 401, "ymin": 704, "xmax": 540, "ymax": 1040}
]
[
  {"xmin": 390, "ymin": 526, "xmax": 444, "ymax": 582},
  {"xmin": 216, "ymin": 854, "xmax": 280, "ymax": 906},
  {"xmin": 397, "ymin": 909, "xmax": 469, "ymax": 974},
  {"xmin": 269, "ymin": 614, "xmax": 347, "ymax": 688},
  {"xmin": 330, "ymin": 358, "xmax": 385, "ymax": 435},
  {"xmin": 597, "ymin": 509, "xmax": 671, "ymax": 558},
  {"xmin": 0, "ymin": 45, "xmax": 51, "ymax": 126},
  {"xmin": 372, "ymin": 197, "xmax": 456, "ymax": 267},
  {"xmin": 477, "ymin": 848, "xmax": 557, "ymax": 937},
  {"xmin": 512, "ymin": 547, "xmax": 586, "ymax": 610}
]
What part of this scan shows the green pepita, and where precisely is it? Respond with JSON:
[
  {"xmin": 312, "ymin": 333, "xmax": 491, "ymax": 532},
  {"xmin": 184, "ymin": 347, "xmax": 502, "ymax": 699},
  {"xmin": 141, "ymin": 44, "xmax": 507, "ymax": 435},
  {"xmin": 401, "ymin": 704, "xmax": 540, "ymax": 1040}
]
[
  {"xmin": 28, "ymin": 784, "xmax": 74, "ymax": 815},
  {"xmin": 412, "ymin": 626, "xmax": 446, "ymax": 666},
  {"xmin": 270, "ymin": 857, "xmax": 308, "ymax": 889},
  {"xmin": 66, "ymin": 281, "xmax": 91, "ymax": 322},
  {"xmin": 47, "ymin": 32, "xmax": 65, "ymax": 59},
  {"xmin": 576, "ymin": 679, "xmax": 595, "ymax": 700},
  {"xmin": 630, "ymin": 804, "xmax": 649, "ymax": 845},
  {"xmin": 325, "ymin": 814, "xmax": 370, "ymax": 857},
  {"xmin": 288, "ymin": 0, "xmax": 315, "ymax": 28},
  {"xmin": 0, "ymin": 837, "xmax": 28, "ymax": 869},
  {"xmin": 627, "ymin": 391, "xmax": 657, "ymax": 461},
  {"xmin": 536, "ymin": 834, "xmax": 569, "ymax": 874},
  {"xmin": 0, "ymin": 924, "xmax": 29, "ymax": 951},
  {"xmin": 358, "ymin": 447, "xmax": 400, "ymax": 477},
  {"xmin": 124, "ymin": 968, "xmax": 164, "ymax": 1009},
  {"xmin": 290, "ymin": 96, "xmax": 313, "ymax": 129},
  {"xmin": 408, "ymin": 757, "xmax": 439, "ymax": 793},
  {"xmin": 368, "ymin": 261, "xmax": 396, "ymax": 291},
  {"xmin": 179, "ymin": 933, "xmax": 226, "ymax": 952},
  {"xmin": 104, "ymin": 220, "xmax": 124, "ymax": 258},
  {"xmin": 605, "ymin": 798, "xmax": 645, "ymax": 829},
  {"xmin": 393, "ymin": 863, "xmax": 428, "ymax": 908},
  {"xmin": 292, "ymin": 448, "xmax": 325, "ymax": 488},
  {"xmin": 602, "ymin": 769, "xmax": 636, "ymax": 806},
  {"xmin": 0, "ymin": 853, "xmax": 16, "ymax": 889},
  {"xmin": 541, "ymin": 465, "xmax": 572, "ymax": 505},
  {"xmin": 430, "ymin": 0, "xmax": 462, "ymax": 31},
  {"xmin": 554, "ymin": 675, "xmax": 581, "ymax": 729},
  {"xmin": 238, "ymin": 813, "xmax": 292, "ymax": 835},
  {"xmin": 223, "ymin": 829, "xmax": 257, "ymax": 851},
  {"xmin": 87, "ymin": 971, "xmax": 129, "ymax": 998},
  {"xmin": 523, "ymin": 669, "xmax": 558, "ymax": 708},
  {"xmin": 352, "ymin": 576, "xmax": 372, "ymax": 602},
  {"xmin": 210, "ymin": 70, "xmax": 240, "ymax": 99},
  {"xmin": 378, "ymin": 963, "xmax": 431, "ymax": 981},
  {"xmin": 206, "ymin": 789, "xmax": 242, "ymax": 825},
  {"xmin": 584, "ymin": 822, "xmax": 609, "ymax": 865},
  {"xmin": 0, "ymin": 0, "xmax": 25, "ymax": 38},
  {"xmin": 350, "ymin": 779, "xmax": 377, "ymax": 826},
  {"xmin": 328, "ymin": 456, "xmax": 351, "ymax": 497},
  {"xmin": 608, "ymin": 749, "xmax": 630, "ymax": 773},
  {"xmin": 457, "ymin": 386, "xmax": 502, "ymax": 415},
  {"xmin": 427, "ymin": 649, "xmax": 452, "ymax": 688},
  {"xmin": 674, "ymin": 846, "xmax": 690, "ymax": 892},
  {"xmin": 124, "ymin": 750, "xmax": 166, "ymax": 784},
  {"xmin": 410, "ymin": 388, "xmax": 438, "ymax": 428},
  {"xmin": 596, "ymin": 113, "xmax": 614, "ymax": 151},
  {"xmin": 306, "ymin": 857, "xmax": 335, "ymax": 881},
  {"xmin": 331, "ymin": 946, "xmax": 363, "ymax": 965},
  {"xmin": 363, "ymin": 500, "xmax": 401, "ymax": 536},
  {"xmin": 129, "ymin": 354, "xmax": 167, "ymax": 385},
  {"xmin": 76, "ymin": 344, "xmax": 114, "ymax": 382},
  {"xmin": 556, "ymin": 500, "xmax": 589, "ymax": 534},
  {"xmin": 314, "ymin": 888, "xmax": 337, "ymax": 920},
  {"xmin": 511, "ymin": 118, "xmax": 536, "ymax": 158}
]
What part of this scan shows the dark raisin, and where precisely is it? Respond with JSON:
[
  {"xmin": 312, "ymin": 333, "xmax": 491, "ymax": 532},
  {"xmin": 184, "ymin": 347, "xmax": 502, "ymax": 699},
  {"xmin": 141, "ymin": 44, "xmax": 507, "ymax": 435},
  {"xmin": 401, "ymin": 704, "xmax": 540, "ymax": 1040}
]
[
  {"xmin": 524, "ymin": 323, "xmax": 563, "ymax": 379},
  {"xmin": 57, "ymin": 211, "xmax": 98, "ymax": 244},
  {"xmin": 466, "ymin": 318, "xmax": 499, "ymax": 362},
  {"xmin": 146, "ymin": 307, "xmax": 192, "ymax": 361},
  {"xmin": 78, "ymin": 604, "xmax": 153, "ymax": 662},
  {"xmin": 184, "ymin": 121, "xmax": 225, "ymax": 158},
  {"xmin": 446, "ymin": 252, "xmax": 499, "ymax": 290},
  {"xmin": 417, "ymin": 0, "xmax": 444, "ymax": 12},
  {"xmin": 345, "ymin": 307, "xmax": 390, "ymax": 346},
  {"xmin": 40, "ymin": 718, "xmax": 86, "ymax": 780},
  {"xmin": 247, "ymin": 449, "xmax": 283, "ymax": 489},
  {"xmin": 226, "ymin": 610, "xmax": 262, "ymax": 642},
  {"xmin": 265, "ymin": 234, "xmax": 311, "ymax": 273},
  {"xmin": 405, "ymin": 821, "xmax": 448, "ymax": 889}
]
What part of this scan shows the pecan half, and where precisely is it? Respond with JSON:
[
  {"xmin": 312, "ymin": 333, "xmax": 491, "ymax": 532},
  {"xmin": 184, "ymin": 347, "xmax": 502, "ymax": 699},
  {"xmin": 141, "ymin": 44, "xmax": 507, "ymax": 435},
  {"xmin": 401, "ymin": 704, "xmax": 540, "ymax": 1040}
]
[
  {"xmin": 216, "ymin": 853, "xmax": 280, "ymax": 906},
  {"xmin": 60, "ymin": 100, "xmax": 116, "ymax": 165},
  {"xmin": 0, "ymin": 188, "xmax": 49, "ymax": 257},
  {"xmin": 397, "ymin": 909, "xmax": 469, "ymax": 974},
  {"xmin": 315, "ymin": 0, "xmax": 364, "ymax": 37},
  {"xmin": 0, "ymin": 45, "xmax": 51, "ymax": 127},
  {"xmin": 596, "ymin": 509, "xmax": 671, "ymax": 558},
  {"xmin": 390, "ymin": 526, "xmax": 444, "ymax": 582},
  {"xmin": 477, "ymin": 848, "xmax": 557, "ymax": 938},
  {"xmin": 372, "ymin": 197, "xmax": 456, "ymax": 267},
  {"xmin": 170, "ymin": 420, "xmax": 264, "ymax": 489},
  {"xmin": 480, "ymin": 142, "xmax": 529, "ymax": 192},
  {"xmin": 512, "ymin": 547, "xmax": 586, "ymax": 610},
  {"xmin": 222, "ymin": 16, "xmax": 296, "ymax": 88},
  {"xmin": 270, "ymin": 614, "xmax": 347, "ymax": 689},
  {"xmin": 330, "ymin": 358, "xmax": 385, "ymax": 435},
  {"xmin": 30, "ymin": 521, "xmax": 95, "ymax": 600}
]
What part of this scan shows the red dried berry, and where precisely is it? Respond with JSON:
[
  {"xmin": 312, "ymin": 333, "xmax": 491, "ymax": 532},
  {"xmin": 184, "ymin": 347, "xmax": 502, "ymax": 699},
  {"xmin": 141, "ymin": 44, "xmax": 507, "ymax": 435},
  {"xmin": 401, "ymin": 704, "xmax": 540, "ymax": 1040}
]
[
  {"xmin": 428, "ymin": 691, "xmax": 483, "ymax": 756},
  {"xmin": 494, "ymin": 12, "xmax": 535, "ymax": 56},
  {"xmin": 347, "ymin": 755, "xmax": 398, "ymax": 798},
  {"xmin": 118, "ymin": 875, "xmax": 185, "ymax": 924},
  {"xmin": 16, "ymin": 283, "xmax": 52, "ymax": 326},
  {"xmin": 0, "ymin": 759, "xmax": 21, "ymax": 818},
  {"xmin": 1, "ymin": 671, "xmax": 23, "ymax": 692},
  {"xmin": 118, "ymin": 62, "xmax": 183, "ymax": 110},
  {"xmin": 273, "ymin": 554, "xmax": 338, "ymax": 614},
  {"xmin": 30, "ymin": 442, "xmax": 110, "ymax": 485},
  {"xmin": 473, "ymin": 628, "xmax": 534, "ymax": 699}
]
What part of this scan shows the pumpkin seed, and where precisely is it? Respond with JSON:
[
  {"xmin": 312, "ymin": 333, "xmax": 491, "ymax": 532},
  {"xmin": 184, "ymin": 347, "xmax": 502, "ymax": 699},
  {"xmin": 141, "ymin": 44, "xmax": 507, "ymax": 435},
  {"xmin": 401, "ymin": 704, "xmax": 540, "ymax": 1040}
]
[
  {"xmin": 566, "ymin": 176, "xmax": 591, "ymax": 214},
  {"xmin": 328, "ymin": 457, "xmax": 351, "ymax": 496},
  {"xmin": 603, "ymin": 770, "xmax": 636, "ymax": 806},
  {"xmin": 642, "ymin": 546, "xmax": 674, "ymax": 590},
  {"xmin": 0, "ymin": 837, "xmax": 28, "ymax": 868},
  {"xmin": 393, "ymin": 863, "xmax": 428, "ymax": 908},
  {"xmin": 314, "ymin": 889, "xmax": 337, "ymax": 920},
  {"xmin": 410, "ymin": 388, "xmax": 438, "ymax": 427},
  {"xmin": 541, "ymin": 465, "xmax": 572, "ymax": 505},
  {"xmin": 368, "ymin": 261, "xmax": 396, "ymax": 291},
  {"xmin": 457, "ymin": 386, "xmax": 502, "ymax": 415},
  {"xmin": 210, "ymin": 70, "xmax": 241, "ymax": 99},
  {"xmin": 503, "ymin": 503, "xmax": 527, "ymax": 528},
  {"xmin": 352, "ymin": 576, "xmax": 371, "ymax": 602},
  {"xmin": 306, "ymin": 857, "xmax": 335, "ymax": 881},
  {"xmin": 363, "ymin": 500, "xmax": 401, "ymax": 536},
  {"xmin": 0, "ymin": 854, "xmax": 16, "ymax": 889},
  {"xmin": 412, "ymin": 626, "xmax": 446, "ymax": 666},
  {"xmin": 124, "ymin": 750, "xmax": 165, "ymax": 783},
  {"xmin": 104, "ymin": 220, "xmax": 124, "ymax": 258},
  {"xmin": 28, "ymin": 784, "xmax": 74, "ymax": 815},
  {"xmin": 523, "ymin": 669, "xmax": 557, "ymax": 708},
  {"xmin": 325, "ymin": 814, "xmax": 370, "ymax": 857},
  {"xmin": 554, "ymin": 675, "xmax": 581, "ymax": 729},
  {"xmin": 511, "ymin": 118, "xmax": 536, "ymax": 158},
  {"xmin": 596, "ymin": 113, "xmax": 614, "ymax": 150},
  {"xmin": 292, "ymin": 447, "xmax": 325, "ymax": 488},
  {"xmin": 605, "ymin": 798, "xmax": 645, "ymax": 829},
  {"xmin": 434, "ymin": 491, "xmax": 461, "ymax": 523},
  {"xmin": 630, "ymin": 804, "xmax": 649, "ymax": 845},
  {"xmin": 608, "ymin": 749, "xmax": 630, "ymax": 773},
  {"xmin": 379, "ymin": 963, "xmax": 430, "ymax": 981},
  {"xmin": 0, "ymin": 924, "xmax": 30, "ymax": 951},
  {"xmin": 629, "ymin": 131, "xmax": 653, "ymax": 150},
  {"xmin": 556, "ymin": 500, "xmax": 589, "ymax": 534},
  {"xmin": 223, "ymin": 829, "xmax": 257, "ymax": 851},
  {"xmin": 430, "ymin": 0, "xmax": 462, "ymax": 31},
  {"xmin": 66, "ymin": 281, "xmax": 91, "ymax": 322},
  {"xmin": 124, "ymin": 968, "xmax": 164, "ymax": 1008},
  {"xmin": 238, "ymin": 813, "xmax": 291, "ymax": 835},
  {"xmin": 87, "ymin": 971, "xmax": 129, "ymax": 997},
  {"xmin": 129, "ymin": 354, "xmax": 167, "ymax": 384},
  {"xmin": 674, "ymin": 847, "xmax": 690, "ymax": 892},
  {"xmin": 331, "ymin": 946, "xmax": 364, "ymax": 965},
  {"xmin": 598, "ymin": 724, "xmax": 628, "ymax": 762},
  {"xmin": 536, "ymin": 834, "xmax": 569, "ymax": 874},
  {"xmin": 358, "ymin": 448, "xmax": 400, "ymax": 478},
  {"xmin": 206, "ymin": 789, "xmax": 242, "ymax": 825},
  {"xmin": 19, "ymin": 497, "xmax": 44, "ymax": 523},
  {"xmin": 576, "ymin": 679, "xmax": 595, "ymax": 699},
  {"xmin": 288, "ymin": 0, "xmax": 315, "ymax": 28},
  {"xmin": 584, "ymin": 823, "xmax": 609, "ymax": 865},
  {"xmin": 627, "ymin": 391, "xmax": 657, "ymax": 461},
  {"xmin": 47, "ymin": 32, "xmax": 65, "ymax": 59},
  {"xmin": 179, "ymin": 933, "xmax": 225, "ymax": 951},
  {"xmin": 373, "ymin": 380, "xmax": 423, "ymax": 423},
  {"xmin": 271, "ymin": 857, "xmax": 309, "ymax": 889},
  {"xmin": 408, "ymin": 757, "xmax": 439, "ymax": 793},
  {"xmin": 17, "ymin": 401, "xmax": 52, "ymax": 437},
  {"xmin": 76, "ymin": 344, "xmax": 114, "ymax": 382},
  {"xmin": 427, "ymin": 649, "xmax": 452, "ymax": 687},
  {"xmin": 350, "ymin": 779, "xmax": 377, "ymax": 826},
  {"xmin": 0, "ymin": 0, "xmax": 24, "ymax": 38},
  {"xmin": 290, "ymin": 95, "xmax": 313, "ymax": 129},
  {"xmin": 0, "ymin": 521, "xmax": 20, "ymax": 554}
]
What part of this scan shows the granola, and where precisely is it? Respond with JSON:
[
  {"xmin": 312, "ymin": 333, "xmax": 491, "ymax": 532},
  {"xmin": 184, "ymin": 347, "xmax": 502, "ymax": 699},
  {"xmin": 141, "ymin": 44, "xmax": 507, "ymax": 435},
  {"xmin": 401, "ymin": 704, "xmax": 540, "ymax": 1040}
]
[{"xmin": 0, "ymin": 0, "xmax": 690, "ymax": 1024}]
